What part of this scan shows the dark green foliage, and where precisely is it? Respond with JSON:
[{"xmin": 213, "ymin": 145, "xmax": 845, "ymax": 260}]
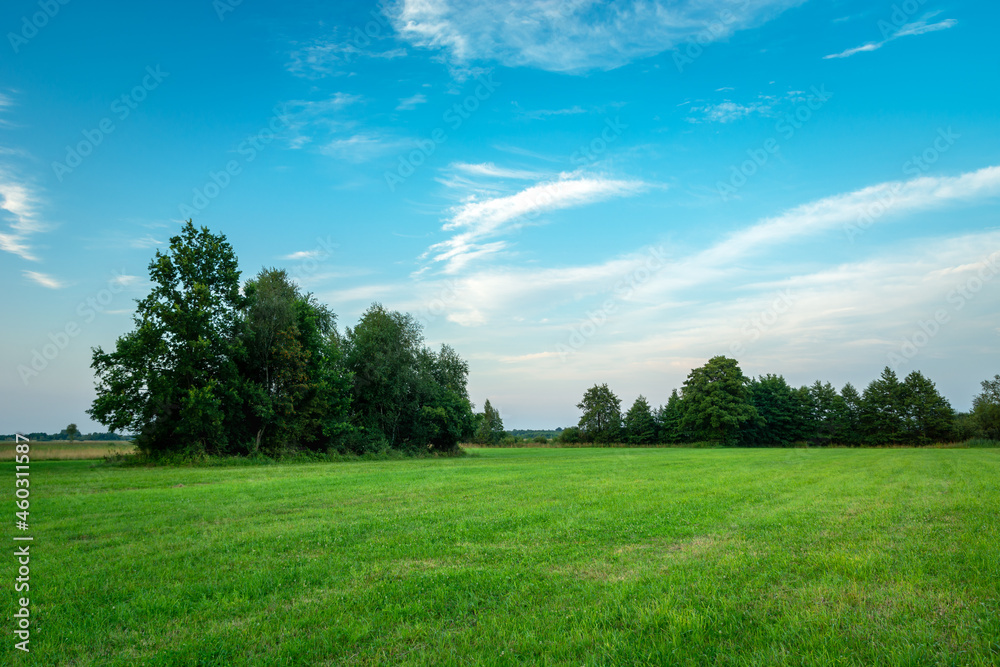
[
  {"xmin": 88, "ymin": 224, "xmax": 474, "ymax": 459},
  {"xmin": 557, "ymin": 427, "xmax": 585, "ymax": 444},
  {"xmin": 89, "ymin": 221, "xmax": 247, "ymax": 456},
  {"xmin": 858, "ymin": 367, "xmax": 907, "ymax": 446},
  {"xmin": 65, "ymin": 423, "xmax": 80, "ymax": 442},
  {"xmin": 576, "ymin": 383, "xmax": 622, "ymax": 443},
  {"xmin": 900, "ymin": 371, "xmax": 954, "ymax": 446},
  {"xmin": 474, "ymin": 399, "xmax": 506, "ymax": 445},
  {"xmin": 972, "ymin": 374, "xmax": 1000, "ymax": 440},
  {"xmin": 739, "ymin": 375, "xmax": 805, "ymax": 447},
  {"xmin": 655, "ymin": 389, "xmax": 685, "ymax": 444},
  {"xmin": 681, "ymin": 356, "xmax": 759, "ymax": 445},
  {"xmin": 624, "ymin": 395, "xmax": 656, "ymax": 444},
  {"xmin": 343, "ymin": 304, "xmax": 473, "ymax": 453},
  {"xmin": 838, "ymin": 383, "xmax": 864, "ymax": 447}
]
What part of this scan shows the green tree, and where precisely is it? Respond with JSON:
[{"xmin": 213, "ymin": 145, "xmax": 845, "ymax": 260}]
[
  {"xmin": 577, "ymin": 383, "xmax": 622, "ymax": 443},
  {"xmin": 655, "ymin": 389, "xmax": 684, "ymax": 444},
  {"xmin": 808, "ymin": 380, "xmax": 847, "ymax": 446},
  {"xmin": 475, "ymin": 399, "xmax": 505, "ymax": 445},
  {"xmin": 88, "ymin": 221, "xmax": 246, "ymax": 456},
  {"xmin": 972, "ymin": 374, "xmax": 1000, "ymax": 440},
  {"xmin": 65, "ymin": 423, "xmax": 80, "ymax": 442},
  {"xmin": 859, "ymin": 367, "xmax": 907, "ymax": 445},
  {"xmin": 681, "ymin": 356, "xmax": 758, "ymax": 445},
  {"xmin": 838, "ymin": 383, "xmax": 864, "ymax": 446},
  {"xmin": 901, "ymin": 371, "xmax": 954, "ymax": 445},
  {"xmin": 739, "ymin": 375, "xmax": 805, "ymax": 447},
  {"xmin": 624, "ymin": 395, "xmax": 656, "ymax": 445}
]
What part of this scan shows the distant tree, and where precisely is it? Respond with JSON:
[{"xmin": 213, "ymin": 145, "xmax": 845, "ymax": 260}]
[
  {"xmin": 557, "ymin": 426, "xmax": 584, "ymax": 445},
  {"xmin": 682, "ymin": 356, "xmax": 758, "ymax": 445},
  {"xmin": 838, "ymin": 383, "xmax": 864, "ymax": 446},
  {"xmin": 474, "ymin": 399, "xmax": 505, "ymax": 445},
  {"xmin": 624, "ymin": 395, "xmax": 656, "ymax": 445},
  {"xmin": 88, "ymin": 221, "xmax": 246, "ymax": 456},
  {"xmin": 900, "ymin": 371, "xmax": 954, "ymax": 445},
  {"xmin": 343, "ymin": 304, "xmax": 473, "ymax": 452},
  {"xmin": 655, "ymin": 389, "xmax": 684, "ymax": 444},
  {"xmin": 972, "ymin": 374, "xmax": 1000, "ymax": 440},
  {"xmin": 859, "ymin": 367, "xmax": 907, "ymax": 445},
  {"xmin": 739, "ymin": 375, "xmax": 804, "ymax": 447},
  {"xmin": 808, "ymin": 381, "xmax": 847, "ymax": 446},
  {"xmin": 577, "ymin": 383, "xmax": 622, "ymax": 443},
  {"xmin": 65, "ymin": 423, "xmax": 80, "ymax": 442}
]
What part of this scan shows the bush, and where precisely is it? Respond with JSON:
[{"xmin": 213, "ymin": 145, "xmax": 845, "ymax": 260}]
[
  {"xmin": 532, "ymin": 435, "xmax": 548, "ymax": 444},
  {"xmin": 965, "ymin": 438, "xmax": 1000, "ymax": 448}
]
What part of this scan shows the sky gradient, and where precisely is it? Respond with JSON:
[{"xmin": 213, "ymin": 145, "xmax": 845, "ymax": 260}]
[{"xmin": 2, "ymin": 0, "xmax": 999, "ymax": 432}]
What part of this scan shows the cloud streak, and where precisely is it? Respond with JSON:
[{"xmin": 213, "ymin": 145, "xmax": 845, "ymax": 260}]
[{"xmin": 825, "ymin": 15, "xmax": 957, "ymax": 59}]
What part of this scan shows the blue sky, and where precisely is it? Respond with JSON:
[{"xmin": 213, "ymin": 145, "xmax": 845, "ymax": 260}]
[{"xmin": 2, "ymin": 0, "xmax": 999, "ymax": 432}]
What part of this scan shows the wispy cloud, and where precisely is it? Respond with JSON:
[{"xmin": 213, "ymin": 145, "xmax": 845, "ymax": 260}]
[
  {"xmin": 321, "ymin": 133, "xmax": 412, "ymax": 162},
  {"xmin": 281, "ymin": 249, "xmax": 325, "ymax": 261},
  {"xmin": 389, "ymin": 0, "xmax": 804, "ymax": 73},
  {"xmin": 427, "ymin": 176, "xmax": 648, "ymax": 273},
  {"xmin": 451, "ymin": 162, "xmax": 546, "ymax": 180},
  {"xmin": 824, "ymin": 15, "xmax": 957, "ymax": 59},
  {"xmin": 396, "ymin": 93, "xmax": 428, "ymax": 110},
  {"xmin": 129, "ymin": 234, "xmax": 164, "ymax": 249},
  {"xmin": 516, "ymin": 105, "xmax": 588, "ymax": 120},
  {"xmin": 0, "ymin": 173, "xmax": 48, "ymax": 261},
  {"xmin": 287, "ymin": 38, "xmax": 406, "ymax": 78},
  {"xmin": 23, "ymin": 270, "xmax": 67, "ymax": 289},
  {"xmin": 688, "ymin": 100, "xmax": 771, "ymax": 123}
]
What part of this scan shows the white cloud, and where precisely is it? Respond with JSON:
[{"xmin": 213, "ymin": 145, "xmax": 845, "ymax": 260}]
[
  {"xmin": 281, "ymin": 249, "xmax": 325, "ymax": 260},
  {"xmin": 688, "ymin": 100, "xmax": 771, "ymax": 123},
  {"xmin": 451, "ymin": 162, "xmax": 546, "ymax": 180},
  {"xmin": 23, "ymin": 270, "xmax": 67, "ymax": 289},
  {"xmin": 390, "ymin": 0, "xmax": 804, "ymax": 72},
  {"xmin": 824, "ymin": 15, "xmax": 956, "ymax": 59},
  {"xmin": 396, "ymin": 93, "xmax": 428, "ymax": 110},
  {"xmin": 287, "ymin": 39, "xmax": 406, "ymax": 78},
  {"xmin": 130, "ymin": 234, "xmax": 164, "ymax": 249},
  {"xmin": 0, "ymin": 174, "xmax": 48, "ymax": 261},
  {"xmin": 321, "ymin": 133, "xmax": 412, "ymax": 162},
  {"xmin": 427, "ymin": 176, "xmax": 648, "ymax": 272}
]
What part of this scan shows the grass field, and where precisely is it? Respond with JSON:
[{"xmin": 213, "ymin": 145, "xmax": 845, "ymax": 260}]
[
  {"xmin": 2, "ymin": 447, "xmax": 998, "ymax": 665},
  {"xmin": 0, "ymin": 441, "xmax": 134, "ymax": 461}
]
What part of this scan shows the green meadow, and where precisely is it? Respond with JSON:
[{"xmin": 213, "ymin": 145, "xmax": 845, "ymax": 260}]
[{"xmin": 3, "ymin": 447, "xmax": 999, "ymax": 665}]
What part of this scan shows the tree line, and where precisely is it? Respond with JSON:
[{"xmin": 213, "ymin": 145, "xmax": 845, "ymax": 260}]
[
  {"xmin": 88, "ymin": 222, "xmax": 475, "ymax": 458},
  {"xmin": 560, "ymin": 356, "xmax": 999, "ymax": 447}
]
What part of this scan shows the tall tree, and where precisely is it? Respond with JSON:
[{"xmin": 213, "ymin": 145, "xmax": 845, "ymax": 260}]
[
  {"xmin": 655, "ymin": 389, "xmax": 685, "ymax": 444},
  {"xmin": 972, "ymin": 374, "xmax": 1000, "ymax": 440},
  {"xmin": 808, "ymin": 380, "xmax": 847, "ymax": 446},
  {"xmin": 740, "ymin": 375, "xmax": 807, "ymax": 447},
  {"xmin": 65, "ymin": 423, "xmax": 80, "ymax": 442},
  {"xmin": 624, "ymin": 395, "xmax": 656, "ymax": 445},
  {"xmin": 475, "ymin": 399, "xmax": 505, "ymax": 445},
  {"xmin": 859, "ymin": 367, "xmax": 907, "ymax": 445},
  {"xmin": 901, "ymin": 371, "xmax": 954, "ymax": 445},
  {"xmin": 88, "ymin": 221, "xmax": 246, "ymax": 456},
  {"xmin": 681, "ymin": 356, "xmax": 758, "ymax": 445},
  {"xmin": 838, "ymin": 383, "xmax": 864, "ymax": 446},
  {"xmin": 577, "ymin": 384, "xmax": 622, "ymax": 443}
]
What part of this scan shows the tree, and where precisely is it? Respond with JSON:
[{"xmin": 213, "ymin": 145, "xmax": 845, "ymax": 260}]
[
  {"xmin": 655, "ymin": 389, "xmax": 684, "ymax": 444},
  {"xmin": 900, "ymin": 371, "xmax": 954, "ymax": 445},
  {"xmin": 65, "ymin": 423, "xmax": 80, "ymax": 442},
  {"xmin": 838, "ymin": 383, "xmax": 864, "ymax": 446},
  {"xmin": 576, "ymin": 383, "xmax": 622, "ymax": 443},
  {"xmin": 681, "ymin": 356, "xmax": 758, "ymax": 445},
  {"xmin": 343, "ymin": 304, "xmax": 473, "ymax": 452},
  {"xmin": 88, "ymin": 221, "xmax": 246, "ymax": 456},
  {"xmin": 474, "ymin": 399, "xmax": 505, "ymax": 445},
  {"xmin": 624, "ymin": 395, "xmax": 656, "ymax": 445},
  {"xmin": 972, "ymin": 374, "xmax": 1000, "ymax": 439},
  {"xmin": 808, "ymin": 381, "xmax": 847, "ymax": 446},
  {"xmin": 859, "ymin": 367, "xmax": 907, "ymax": 445},
  {"xmin": 739, "ymin": 375, "xmax": 807, "ymax": 447}
]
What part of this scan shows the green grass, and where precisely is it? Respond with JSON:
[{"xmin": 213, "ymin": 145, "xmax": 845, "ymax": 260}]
[
  {"xmin": 3, "ymin": 448, "xmax": 999, "ymax": 665},
  {"xmin": 0, "ymin": 440, "xmax": 134, "ymax": 461}
]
